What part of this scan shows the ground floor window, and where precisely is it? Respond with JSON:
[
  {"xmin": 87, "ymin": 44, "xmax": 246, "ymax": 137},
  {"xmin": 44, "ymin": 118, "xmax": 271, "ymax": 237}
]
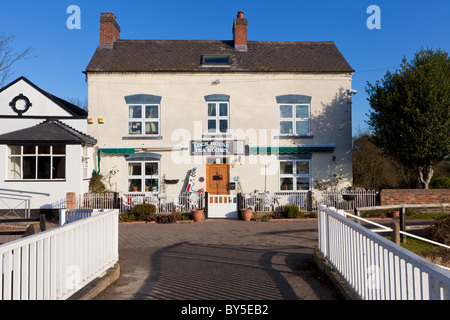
[
  {"xmin": 7, "ymin": 145, "xmax": 66, "ymax": 180},
  {"xmin": 127, "ymin": 161, "xmax": 160, "ymax": 192},
  {"xmin": 279, "ymin": 159, "xmax": 310, "ymax": 191}
]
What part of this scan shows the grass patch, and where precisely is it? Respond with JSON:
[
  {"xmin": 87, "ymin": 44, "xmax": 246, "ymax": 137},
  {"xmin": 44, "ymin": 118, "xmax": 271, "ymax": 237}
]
[{"xmin": 385, "ymin": 236, "xmax": 450, "ymax": 268}]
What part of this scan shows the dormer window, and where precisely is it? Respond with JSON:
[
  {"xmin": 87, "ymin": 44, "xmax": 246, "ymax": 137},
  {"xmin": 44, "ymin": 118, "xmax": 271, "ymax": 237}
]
[{"xmin": 202, "ymin": 55, "xmax": 231, "ymax": 66}]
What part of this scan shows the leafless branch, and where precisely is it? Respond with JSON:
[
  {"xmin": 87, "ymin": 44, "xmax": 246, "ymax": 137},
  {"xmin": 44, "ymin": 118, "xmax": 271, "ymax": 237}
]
[{"xmin": 0, "ymin": 33, "xmax": 34, "ymax": 86}]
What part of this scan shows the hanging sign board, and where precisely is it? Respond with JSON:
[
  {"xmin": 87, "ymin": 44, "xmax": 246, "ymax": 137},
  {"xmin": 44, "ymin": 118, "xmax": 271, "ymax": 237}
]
[{"xmin": 190, "ymin": 140, "xmax": 245, "ymax": 155}]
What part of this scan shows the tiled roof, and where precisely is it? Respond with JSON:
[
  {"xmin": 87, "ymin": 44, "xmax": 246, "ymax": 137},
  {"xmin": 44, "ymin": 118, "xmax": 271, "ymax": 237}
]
[
  {"xmin": 85, "ymin": 40, "xmax": 354, "ymax": 73},
  {"xmin": 0, "ymin": 120, "xmax": 97, "ymax": 145}
]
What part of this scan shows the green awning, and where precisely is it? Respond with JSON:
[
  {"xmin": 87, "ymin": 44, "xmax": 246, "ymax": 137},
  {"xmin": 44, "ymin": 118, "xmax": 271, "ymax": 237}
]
[
  {"xmin": 250, "ymin": 146, "xmax": 334, "ymax": 154},
  {"xmin": 94, "ymin": 148, "xmax": 136, "ymax": 175},
  {"xmin": 99, "ymin": 148, "xmax": 135, "ymax": 155}
]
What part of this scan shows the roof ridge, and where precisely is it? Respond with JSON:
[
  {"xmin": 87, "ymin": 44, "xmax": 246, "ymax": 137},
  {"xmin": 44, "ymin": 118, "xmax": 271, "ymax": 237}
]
[{"xmin": 114, "ymin": 39, "xmax": 335, "ymax": 44}]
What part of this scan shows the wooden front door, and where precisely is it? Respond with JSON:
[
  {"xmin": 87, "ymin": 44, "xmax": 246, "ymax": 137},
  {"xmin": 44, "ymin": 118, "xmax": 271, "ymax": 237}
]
[{"xmin": 206, "ymin": 164, "xmax": 230, "ymax": 195}]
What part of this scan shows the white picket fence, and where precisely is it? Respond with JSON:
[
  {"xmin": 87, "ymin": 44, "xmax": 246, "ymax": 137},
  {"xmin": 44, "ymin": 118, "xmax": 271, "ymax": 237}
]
[
  {"xmin": 318, "ymin": 205, "xmax": 450, "ymax": 300},
  {"xmin": 0, "ymin": 209, "xmax": 118, "ymax": 300}
]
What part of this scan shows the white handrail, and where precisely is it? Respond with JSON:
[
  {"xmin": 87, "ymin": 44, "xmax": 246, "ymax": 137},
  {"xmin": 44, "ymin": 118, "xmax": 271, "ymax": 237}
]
[
  {"xmin": 318, "ymin": 205, "xmax": 450, "ymax": 300},
  {"xmin": 340, "ymin": 209, "xmax": 450, "ymax": 250}
]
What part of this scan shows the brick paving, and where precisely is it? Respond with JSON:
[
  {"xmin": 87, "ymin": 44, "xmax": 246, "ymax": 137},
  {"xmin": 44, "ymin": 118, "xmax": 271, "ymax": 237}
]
[{"xmin": 94, "ymin": 219, "xmax": 343, "ymax": 300}]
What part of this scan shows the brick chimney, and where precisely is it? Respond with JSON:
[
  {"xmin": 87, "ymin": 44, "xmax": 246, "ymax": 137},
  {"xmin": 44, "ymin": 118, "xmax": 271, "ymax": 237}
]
[
  {"xmin": 233, "ymin": 11, "xmax": 247, "ymax": 51},
  {"xmin": 100, "ymin": 12, "xmax": 120, "ymax": 46}
]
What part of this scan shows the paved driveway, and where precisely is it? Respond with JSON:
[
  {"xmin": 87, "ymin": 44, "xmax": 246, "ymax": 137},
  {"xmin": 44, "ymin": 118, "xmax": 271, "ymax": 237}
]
[{"xmin": 93, "ymin": 219, "xmax": 343, "ymax": 300}]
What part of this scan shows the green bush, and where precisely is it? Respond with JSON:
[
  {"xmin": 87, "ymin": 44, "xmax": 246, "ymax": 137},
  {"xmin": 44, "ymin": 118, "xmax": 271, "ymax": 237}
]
[
  {"xmin": 284, "ymin": 205, "xmax": 301, "ymax": 218},
  {"xmin": 430, "ymin": 176, "xmax": 450, "ymax": 189},
  {"xmin": 131, "ymin": 203, "xmax": 156, "ymax": 221}
]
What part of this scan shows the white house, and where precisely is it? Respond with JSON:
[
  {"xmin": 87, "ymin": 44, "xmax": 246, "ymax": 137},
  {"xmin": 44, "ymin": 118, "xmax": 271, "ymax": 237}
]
[
  {"xmin": 85, "ymin": 11, "xmax": 354, "ymax": 200},
  {"xmin": 0, "ymin": 77, "xmax": 96, "ymax": 213}
]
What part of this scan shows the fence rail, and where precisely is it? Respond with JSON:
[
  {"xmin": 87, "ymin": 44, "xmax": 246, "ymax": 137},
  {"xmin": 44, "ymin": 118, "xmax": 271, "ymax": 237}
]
[
  {"xmin": 0, "ymin": 209, "xmax": 118, "ymax": 300},
  {"xmin": 318, "ymin": 205, "xmax": 450, "ymax": 300}
]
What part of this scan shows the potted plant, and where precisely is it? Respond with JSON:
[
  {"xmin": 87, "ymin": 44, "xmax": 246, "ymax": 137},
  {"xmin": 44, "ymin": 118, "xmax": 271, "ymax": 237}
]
[
  {"xmin": 192, "ymin": 208, "xmax": 204, "ymax": 222},
  {"xmin": 240, "ymin": 208, "xmax": 253, "ymax": 221}
]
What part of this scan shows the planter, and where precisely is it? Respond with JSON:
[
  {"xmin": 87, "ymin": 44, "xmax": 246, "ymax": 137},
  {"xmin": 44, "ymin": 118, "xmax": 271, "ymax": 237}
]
[
  {"xmin": 390, "ymin": 210, "xmax": 400, "ymax": 218},
  {"xmin": 192, "ymin": 209, "xmax": 204, "ymax": 222},
  {"xmin": 240, "ymin": 208, "xmax": 253, "ymax": 221}
]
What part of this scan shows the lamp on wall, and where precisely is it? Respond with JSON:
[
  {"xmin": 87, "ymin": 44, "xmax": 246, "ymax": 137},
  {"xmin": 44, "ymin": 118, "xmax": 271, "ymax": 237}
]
[{"xmin": 211, "ymin": 79, "xmax": 220, "ymax": 85}]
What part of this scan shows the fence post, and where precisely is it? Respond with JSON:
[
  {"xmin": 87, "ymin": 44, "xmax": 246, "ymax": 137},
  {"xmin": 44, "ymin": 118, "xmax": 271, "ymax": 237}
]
[
  {"xmin": 307, "ymin": 191, "xmax": 312, "ymax": 211},
  {"xmin": 39, "ymin": 213, "xmax": 47, "ymax": 231},
  {"xmin": 204, "ymin": 192, "xmax": 209, "ymax": 219},
  {"xmin": 391, "ymin": 221, "xmax": 400, "ymax": 245},
  {"xmin": 354, "ymin": 208, "xmax": 361, "ymax": 225},
  {"xmin": 400, "ymin": 205, "xmax": 407, "ymax": 243},
  {"xmin": 237, "ymin": 193, "xmax": 243, "ymax": 220}
]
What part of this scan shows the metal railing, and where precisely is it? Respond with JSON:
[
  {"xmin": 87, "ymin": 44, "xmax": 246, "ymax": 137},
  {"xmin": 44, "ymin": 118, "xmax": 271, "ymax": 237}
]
[
  {"xmin": 318, "ymin": 205, "xmax": 450, "ymax": 300},
  {"xmin": 0, "ymin": 209, "xmax": 119, "ymax": 300},
  {"xmin": 76, "ymin": 193, "xmax": 114, "ymax": 210},
  {"xmin": 0, "ymin": 189, "xmax": 51, "ymax": 218},
  {"xmin": 242, "ymin": 189, "xmax": 378, "ymax": 212},
  {"xmin": 119, "ymin": 192, "xmax": 205, "ymax": 213}
]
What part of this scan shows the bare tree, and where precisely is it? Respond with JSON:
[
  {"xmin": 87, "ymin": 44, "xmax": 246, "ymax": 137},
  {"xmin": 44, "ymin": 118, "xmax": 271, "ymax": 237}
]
[{"xmin": 0, "ymin": 34, "xmax": 33, "ymax": 86}]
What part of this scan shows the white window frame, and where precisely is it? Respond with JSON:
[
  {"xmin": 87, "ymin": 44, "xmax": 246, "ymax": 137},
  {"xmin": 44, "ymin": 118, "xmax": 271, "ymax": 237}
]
[
  {"xmin": 278, "ymin": 103, "xmax": 311, "ymax": 136},
  {"xmin": 127, "ymin": 104, "xmax": 161, "ymax": 137},
  {"xmin": 127, "ymin": 161, "xmax": 160, "ymax": 193},
  {"xmin": 206, "ymin": 101, "xmax": 229, "ymax": 134},
  {"xmin": 279, "ymin": 159, "xmax": 311, "ymax": 191},
  {"xmin": 7, "ymin": 145, "xmax": 66, "ymax": 180}
]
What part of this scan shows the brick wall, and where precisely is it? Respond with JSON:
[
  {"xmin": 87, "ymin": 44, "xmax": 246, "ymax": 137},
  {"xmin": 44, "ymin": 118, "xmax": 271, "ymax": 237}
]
[
  {"xmin": 380, "ymin": 189, "xmax": 450, "ymax": 205},
  {"xmin": 66, "ymin": 192, "xmax": 76, "ymax": 209}
]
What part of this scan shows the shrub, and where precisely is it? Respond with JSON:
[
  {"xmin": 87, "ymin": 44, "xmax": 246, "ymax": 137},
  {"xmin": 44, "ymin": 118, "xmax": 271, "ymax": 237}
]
[
  {"xmin": 427, "ymin": 216, "xmax": 450, "ymax": 245},
  {"xmin": 152, "ymin": 212, "xmax": 181, "ymax": 223},
  {"xmin": 272, "ymin": 212, "xmax": 285, "ymax": 219},
  {"xmin": 132, "ymin": 203, "xmax": 156, "ymax": 221},
  {"xmin": 430, "ymin": 176, "xmax": 450, "ymax": 189},
  {"xmin": 89, "ymin": 174, "xmax": 107, "ymax": 193},
  {"xmin": 285, "ymin": 205, "xmax": 301, "ymax": 218}
]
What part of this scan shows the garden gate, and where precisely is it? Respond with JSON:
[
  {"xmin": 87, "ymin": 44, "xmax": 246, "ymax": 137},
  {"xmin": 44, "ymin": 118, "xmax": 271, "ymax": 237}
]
[{"xmin": 207, "ymin": 194, "xmax": 238, "ymax": 218}]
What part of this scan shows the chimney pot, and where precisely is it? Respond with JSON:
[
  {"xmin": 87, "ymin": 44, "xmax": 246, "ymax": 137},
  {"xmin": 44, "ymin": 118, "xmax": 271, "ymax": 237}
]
[{"xmin": 237, "ymin": 11, "xmax": 244, "ymax": 19}]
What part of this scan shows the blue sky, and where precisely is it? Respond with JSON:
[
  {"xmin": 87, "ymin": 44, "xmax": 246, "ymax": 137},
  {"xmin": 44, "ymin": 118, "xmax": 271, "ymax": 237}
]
[{"xmin": 1, "ymin": 0, "xmax": 449, "ymax": 134}]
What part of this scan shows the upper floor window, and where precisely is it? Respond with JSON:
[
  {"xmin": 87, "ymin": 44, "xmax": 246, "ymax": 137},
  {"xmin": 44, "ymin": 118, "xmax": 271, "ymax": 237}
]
[
  {"xmin": 207, "ymin": 102, "xmax": 229, "ymax": 134},
  {"xmin": 128, "ymin": 104, "xmax": 160, "ymax": 136},
  {"xmin": 204, "ymin": 94, "xmax": 230, "ymax": 135},
  {"xmin": 276, "ymin": 94, "xmax": 312, "ymax": 136},
  {"xmin": 279, "ymin": 104, "xmax": 310, "ymax": 136},
  {"xmin": 125, "ymin": 94, "xmax": 162, "ymax": 137},
  {"xmin": 7, "ymin": 145, "xmax": 65, "ymax": 180}
]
